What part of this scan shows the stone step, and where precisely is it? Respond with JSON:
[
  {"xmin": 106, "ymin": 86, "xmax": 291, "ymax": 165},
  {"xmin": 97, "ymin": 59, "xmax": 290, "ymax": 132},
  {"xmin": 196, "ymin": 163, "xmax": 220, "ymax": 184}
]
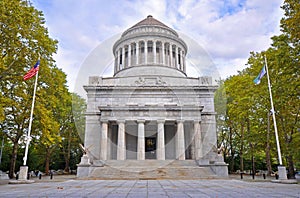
[
  {"xmin": 103, "ymin": 160, "xmax": 198, "ymax": 168},
  {"xmin": 88, "ymin": 160, "xmax": 217, "ymax": 179}
]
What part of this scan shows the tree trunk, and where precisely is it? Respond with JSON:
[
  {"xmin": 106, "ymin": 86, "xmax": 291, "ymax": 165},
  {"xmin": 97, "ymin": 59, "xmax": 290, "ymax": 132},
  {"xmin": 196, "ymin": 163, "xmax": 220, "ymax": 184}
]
[
  {"xmin": 45, "ymin": 148, "xmax": 51, "ymax": 175},
  {"xmin": 287, "ymin": 155, "xmax": 295, "ymax": 179},
  {"xmin": 266, "ymin": 112, "xmax": 272, "ymax": 176},
  {"xmin": 64, "ymin": 135, "xmax": 71, "ymax": 173},
  {"xmin": 9, "ymin": 141, "xmax": 18, "ymax": 179},
  {"xmin": 240, "ymin": 125, "xmax": 244, "ymax": 172},
  {"xmin": 229, "ymin": 127, "xmax": 235, "ymax": 173}
]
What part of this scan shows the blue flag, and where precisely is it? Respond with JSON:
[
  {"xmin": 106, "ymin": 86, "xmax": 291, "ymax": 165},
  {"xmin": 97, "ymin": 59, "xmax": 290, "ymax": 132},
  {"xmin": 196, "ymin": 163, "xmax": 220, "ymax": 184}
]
[{"xmin": 254, "ymin": 66, "xmax": 266, "ymax": 85}]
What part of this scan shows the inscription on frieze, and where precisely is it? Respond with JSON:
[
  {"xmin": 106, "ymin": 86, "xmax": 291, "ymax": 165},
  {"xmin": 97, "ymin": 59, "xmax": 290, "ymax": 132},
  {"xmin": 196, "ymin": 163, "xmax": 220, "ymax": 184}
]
[
  {"xmin": 199, "ymin": 76, "xmax": 212, "ymax": 85},
  {"xmin": 89, "ymin": 76, "xmax": 102, "ymax": 85},
  {"xmin": 134, "ymin": 77, "xmax": 167, "ymax": 86}
]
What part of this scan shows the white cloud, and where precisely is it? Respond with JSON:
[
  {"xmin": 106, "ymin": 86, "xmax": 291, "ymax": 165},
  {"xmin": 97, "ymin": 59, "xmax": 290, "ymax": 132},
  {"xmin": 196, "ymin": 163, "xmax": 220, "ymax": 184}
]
[{"xmin": 31, "ymin": 0, "xmax": 285, "ymax": 95}]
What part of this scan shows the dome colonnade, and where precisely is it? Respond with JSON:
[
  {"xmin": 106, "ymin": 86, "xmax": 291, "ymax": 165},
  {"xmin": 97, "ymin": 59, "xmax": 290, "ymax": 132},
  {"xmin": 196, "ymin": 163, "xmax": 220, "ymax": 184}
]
[{"xmin": 113, "ymin": 15, "xmax": 187, "ymax": 75}]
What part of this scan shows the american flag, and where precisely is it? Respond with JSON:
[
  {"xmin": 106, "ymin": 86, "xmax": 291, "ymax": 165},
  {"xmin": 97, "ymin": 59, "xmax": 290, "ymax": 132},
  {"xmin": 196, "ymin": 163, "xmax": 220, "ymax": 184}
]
[{"xmin": 23, "ymin": 60, "xmax": 40, "ymax": 80}]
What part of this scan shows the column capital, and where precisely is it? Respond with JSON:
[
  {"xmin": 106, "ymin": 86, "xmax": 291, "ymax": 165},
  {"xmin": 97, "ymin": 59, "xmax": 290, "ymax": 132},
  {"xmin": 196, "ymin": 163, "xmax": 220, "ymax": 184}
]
[
  {"xmin": 193, "ymin": 120, "xmax": 201, "ymax": 124},
  {"xmin": 117, "ymin": 120, "xmax": 125, "ymax": 124},
  {"xmin": 157, "ymin": 119, "xmax": 165, "ymax": 124},
  {"xmin": 137, "ymin": 119, "xmax": 145, "ymax": 123},
  {"xmin": 177, "ymin": 119, "xmax": 185, "ymax": 123}
]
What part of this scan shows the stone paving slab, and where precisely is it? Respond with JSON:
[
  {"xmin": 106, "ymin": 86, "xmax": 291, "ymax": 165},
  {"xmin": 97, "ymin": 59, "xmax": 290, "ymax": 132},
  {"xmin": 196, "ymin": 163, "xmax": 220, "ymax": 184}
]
[{"xmin": 0, "ymin": 178, "xmax": 299, "ymax": 197}]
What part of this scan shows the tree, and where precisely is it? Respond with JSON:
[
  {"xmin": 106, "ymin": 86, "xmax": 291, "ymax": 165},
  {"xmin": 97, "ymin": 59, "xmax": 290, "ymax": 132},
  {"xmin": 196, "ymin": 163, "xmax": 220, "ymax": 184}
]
[
  {"xmin": 60, "ymin": 93, "xmax": 85, "ymax": 173},
  {"xmin": 0, "ymin": 0, "xmax": 57, "ymax": 178},
  {"xmin": 278, "ymin": 0, "xmax": 300, "ymax": 177},
  {"xmin": 281, "ymin": 0, "xmax": 300, "ymax": 51},
  {"xmin": 217, "ymin": 0, "xmax": 300, "ymax": 177},
  {"xmin": 0, "ymin": 0, "xmax": 86, "ymax": 177}
]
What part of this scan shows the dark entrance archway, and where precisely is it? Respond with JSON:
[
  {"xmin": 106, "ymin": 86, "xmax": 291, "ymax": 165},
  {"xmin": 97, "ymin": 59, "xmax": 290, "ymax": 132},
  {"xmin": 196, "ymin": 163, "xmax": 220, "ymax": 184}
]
[{"xmin": 145, "ymin": 137, "xmax": 156, "ymax": 159}]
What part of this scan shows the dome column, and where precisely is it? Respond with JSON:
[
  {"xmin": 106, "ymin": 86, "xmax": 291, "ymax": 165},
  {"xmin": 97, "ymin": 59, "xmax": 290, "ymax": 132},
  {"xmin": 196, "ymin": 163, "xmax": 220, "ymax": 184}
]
[
  {"xmin": 169, "ymin": 44, "xmax": 173, "ymax": 67},
  {"xmin": 117, "ymin": 49, "xmax": 121, "ymax": 71},
  {"xmin": 128, "ymin": 44, "xmax": 131, "ymax": 67},
  {"xmin": 162, "ymin": 42, "xmax": 165, "ymax": 65},
  {"xmin": 153, "ymin": 41, "xmax": 156, "ymax": 64},
  {"xmin": 136, "ymin": 42, "xmax": 139, "ymax": 65},
  {"xmin": 175, "ymin": 46, "xmax": 179, "ymax": 69},
  {"xmin": 183, "ymin": 51, "xmax": 186, "ymax": 73},
  {"xmin": 114, "ymin": 51, "xmax": 118, "ymax": 73},
  {"xmin": 121, "ymin": 47, "xmax": 125, "ymax": 69},
  {"xmin": 180, "ymin": 50, "xmax": 183, "ymax": 71},
  {"xmin": 145, "ymin": 40, "xmax": 148, "ymax": 64}
]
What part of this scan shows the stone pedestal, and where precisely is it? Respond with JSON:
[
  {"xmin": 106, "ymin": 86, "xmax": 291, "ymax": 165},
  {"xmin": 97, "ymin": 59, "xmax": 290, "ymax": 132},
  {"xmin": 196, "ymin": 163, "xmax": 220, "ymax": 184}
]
[
  {"xmin": 19, "ymin": 166, "xmax": 28, "ymax": 180},
  {"xmin": 197, "ymin": 159, "xmax": 209, "ymax": 165},
  {"xmin": 77, "ymin": 165, "xmax": 90, "ymax": 178},
  {"xmin": 211, "ymin": 164, "xmax": 229, "ymax": 177},
  {"xmin": 278, "ymin": 166, "xmax": 287, "ymax": 180},
  {"xmin": 8, "ymin": 166, "xmax": 35, "ymax": 184},
  {"xmin": 76, "ymin": 155, "xmax": 91, "ymax": 178},
  {"xmin": 0, "ymin": 170, "xmax": 9, "ymax": 180}
]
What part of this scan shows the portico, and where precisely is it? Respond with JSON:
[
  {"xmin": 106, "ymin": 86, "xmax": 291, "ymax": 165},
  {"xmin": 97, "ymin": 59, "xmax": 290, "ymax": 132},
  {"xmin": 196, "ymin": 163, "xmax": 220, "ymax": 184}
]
[{"xmin": 98, "ymin": 118, "xmax": 203, "ymax": 161}]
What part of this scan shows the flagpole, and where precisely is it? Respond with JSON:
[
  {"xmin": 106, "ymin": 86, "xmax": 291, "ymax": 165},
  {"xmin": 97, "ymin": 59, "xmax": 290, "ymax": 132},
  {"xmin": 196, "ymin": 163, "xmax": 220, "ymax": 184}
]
[
  {"xmin": 23, "ymin": 70, "xmax": 39, "ymax": 166},
  {"xmin": 264, "ymin": 55, "xmax": 282, "ymax": 165}
]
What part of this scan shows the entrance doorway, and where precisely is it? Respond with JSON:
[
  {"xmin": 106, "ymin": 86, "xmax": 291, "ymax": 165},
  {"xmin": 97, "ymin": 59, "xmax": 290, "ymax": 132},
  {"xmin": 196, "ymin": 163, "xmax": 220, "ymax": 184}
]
[{"xmin": 145, "ymin": 137, "xmax": 156, "ymax": 159}]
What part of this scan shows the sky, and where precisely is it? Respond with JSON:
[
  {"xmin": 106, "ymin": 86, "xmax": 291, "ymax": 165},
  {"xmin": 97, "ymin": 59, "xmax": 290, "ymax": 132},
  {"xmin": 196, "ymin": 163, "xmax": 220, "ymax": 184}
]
[{"xmin": 31, "ymin": 0, "xmax": 284, "ymax": 96}]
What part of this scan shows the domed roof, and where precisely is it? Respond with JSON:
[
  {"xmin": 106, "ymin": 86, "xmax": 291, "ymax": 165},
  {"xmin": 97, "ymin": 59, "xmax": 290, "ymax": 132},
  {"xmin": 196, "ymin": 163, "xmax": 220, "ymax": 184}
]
[
  {"xmin": 121, "ymin": 15, "xmax": 179, "ymax": 38},
  {"xmin": 113, "ymin": 15, "xmax": 188, "ymax": 78},
  {"xmin": 130, "ymin": 15, "xmax": 170, "ymax": 29}
]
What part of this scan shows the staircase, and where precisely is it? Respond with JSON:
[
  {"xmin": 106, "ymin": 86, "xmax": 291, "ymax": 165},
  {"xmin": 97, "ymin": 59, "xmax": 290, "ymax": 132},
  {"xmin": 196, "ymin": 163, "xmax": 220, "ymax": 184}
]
[{"xmin": 88, "ymin": 160, "xmax": 217, "ymax": 179}]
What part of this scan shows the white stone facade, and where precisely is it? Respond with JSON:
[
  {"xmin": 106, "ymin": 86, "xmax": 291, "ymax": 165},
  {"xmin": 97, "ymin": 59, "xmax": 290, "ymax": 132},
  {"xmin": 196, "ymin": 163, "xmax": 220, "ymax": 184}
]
[{"xmin": 77, "ymin": 15, "xmax": 228, "ymax": 178}]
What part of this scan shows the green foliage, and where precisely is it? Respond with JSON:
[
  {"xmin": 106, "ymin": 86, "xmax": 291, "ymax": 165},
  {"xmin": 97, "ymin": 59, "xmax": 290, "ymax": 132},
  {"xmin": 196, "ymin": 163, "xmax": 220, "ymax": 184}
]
[
  {"xmin": 281, "ymin": 0, "xmax": 300, "ymax": 50},
  {"xmin": 217, "ymin": 0, "xmax": 300, "ymax": 176},
  {"xmin": 0, "ymin": 0, "xmax": 86, "ymax": 176}
]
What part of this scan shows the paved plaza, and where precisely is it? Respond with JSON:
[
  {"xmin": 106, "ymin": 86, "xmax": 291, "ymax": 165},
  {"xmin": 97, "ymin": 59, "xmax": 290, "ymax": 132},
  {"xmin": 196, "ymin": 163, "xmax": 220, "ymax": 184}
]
[{"xmin": 0, "ymin": 176, "xmax": 299, "ymax": 197}]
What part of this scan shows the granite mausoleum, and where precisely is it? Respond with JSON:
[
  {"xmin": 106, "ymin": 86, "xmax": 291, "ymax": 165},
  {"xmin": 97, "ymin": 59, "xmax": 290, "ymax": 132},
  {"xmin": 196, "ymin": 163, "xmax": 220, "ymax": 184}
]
[{"xmin": 77, "ymin": 15, "xmax": 228, "ymax": 179}]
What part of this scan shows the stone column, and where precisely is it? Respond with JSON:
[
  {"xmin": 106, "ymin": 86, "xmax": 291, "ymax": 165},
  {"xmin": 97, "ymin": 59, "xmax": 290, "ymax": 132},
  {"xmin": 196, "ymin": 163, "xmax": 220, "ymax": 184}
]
[
  {"xmin": 100, "ymin": 121, "xmax": 108, "ymax": 160},
  {"xmin": 84, "ymin": 114, "xmax": 101, "ymax": 161},
  {"xmin": 190, "ymin": 122, "xmax": 195, "ymax": 160},
  {"xmin": 128, "ymin": 44, "xmax": 131, "ymax": 67},
  {"xmin": 157, "ymin": 120, "xmax": 165, "ymax": 160},
  {"xmin": 117, "ymin": 50, "xmax": 120, "ymax": 71},
  {"xmin": 137, "ymin": 120, "xmax": 145, "ymax": 160},
  {"xmin": 176, "ymin": 120, "xmax": 185, "ymax": 160},
  {"xmin": 117, "ymin": 120, "xmax": 126, "ymax": 160},
  {"xmin": 107, "ymin": 124, "xmax": 112, "ymax": 160},
  {"xmin": 136, "ymin": 42, "xmax": 139, "ymax": 65},
  {"xmin": 114, "ymin": 51, "xmax": 118, "ymax": 73},
  {"xmin": 180, "ymin": 50, "xmax": 183, "ymax": 71},
  {"xmin": 194, "ymin": 121, "xmax": 202, "ymax": 159},
  {"xmin": 121, "ymin": 47, "xmax": 125, "ymax": 69},
  {"xmin": 183, "ymin": 51, "xmax": 186, "ymax": 73},
  {"xmin": 144, "ymin": 41, "xmax": 148, "ymax": 64},
  {"xmin": 153, "ymin": 41, "xmax": 156, "ymax": 64},
  {"xmin": 169, "ymin": 44, "xmax": 173, "ymax": 67},
  {"xmin": 162, "ymin": 42, "xmax": 165, "ymax": 65},
  {"xmin": 175, "ymin": 46, "xmax": 178, "ymax": 69}
]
